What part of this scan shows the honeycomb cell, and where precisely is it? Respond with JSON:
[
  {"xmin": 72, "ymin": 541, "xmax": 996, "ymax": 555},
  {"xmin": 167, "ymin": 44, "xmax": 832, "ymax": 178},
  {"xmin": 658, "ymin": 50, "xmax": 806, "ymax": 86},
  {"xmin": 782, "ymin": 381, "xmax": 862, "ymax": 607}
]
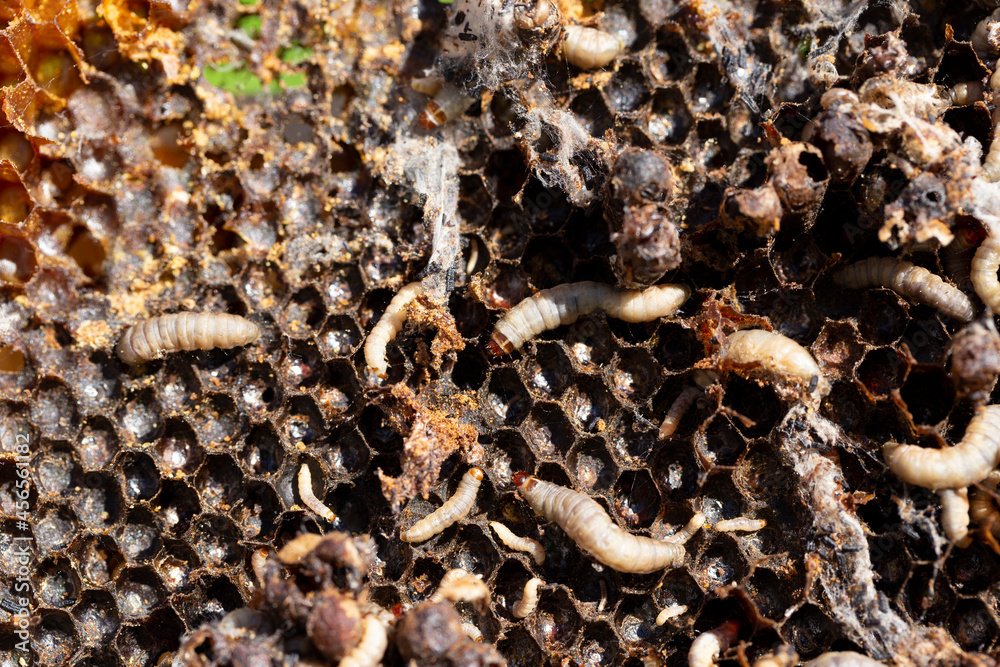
[
  {"xmin": 240, "ymin": 424, "xmax": 284, "ymax": 477},
  {"xmin": 567, "ymin": 438, "xmax": 617, "ymax": 492},
  {"xmin": 699, "ymin": 416, "xmax": 747, "ymax": 466},
  {"xmin": 693, "ymin": 536, "xmax": 750, "ymax": 590},
  {"xmin": 570, "ymin": 90, "xmax": 614, "ymax": 138},
  {"xmin": 579, "ymin": 621, "xmax": 619, "ymax": 666},
  {"xmin": 612, "ymin": 469, "xmax": 660, "ymax": 529},
  {"xmin": 485, "ymin": 149, "xmax": 529, "ymax": 202},
  {"xmin": 856, "ymin": 291, "xmax": 908, "ymax": 345},
  {"xmin": 114, "ymin": 566, "xmax": 166, "ymax": 621},
  {"xmin": 452, "ymin": 347, "xmax": 489, "ymax": 390},
  {"xmin": 857, "ymin": 348, "xmax": 905, "ymax": 398},
  {"xmin": 564, "ymin": 377, "xmax": 619, "ymax": 433},
  {"xmin": 116, "ymin": 451, "xmax": 160, "ymax": 503},
  {"xmin": 188, "ymin": 514, "xmax": 243, "ymax": 568},
  {"xmin": 744, "ymin": 568, "xmax": 797, "ymax": 621},
  {"xmin": 70, "ymin": 352, "xmax": 120, "ymax": 414},
  {"xmin": 154, "ymin": 420, "xmax": 203, "ymax": 476},
  {"xmin": 280, "ymin": 340, "xmax": 326, "ymax": 390},
  {"xmin": 781, "ymin": 604, "xmax": 837, "ymax": 659},
  {"xmin": 450, "ymin": 292, "xmax": 489, "ymax": 339},
  {"xmin": 522, "ymin": 237, "xmax": 575, "ymax": 290},
  {"xmin": 905, "ymin": 564, "xmax": 955, "ymax": 625},
  {"xmin": 34, "ymin": 446, "xmax": 78, "ymax": 497},
  {"xmin": 358, "ymin": 405, "xmax": 403, "ymax": 454},
  {"xmin": 497, "ymin": 627, "xmax": 543, "ymax": 667},
  {"xmin": 606, "ymin": 414, "xmax": 659, "ymax": 462},
  {"xmin": 820, "ymin": 381, "xmax": 867, "ymax": 433},
  {"xmin": 485, "ymin": 264, "xmax": 531, "ymax": 309},
  {"xmin": 649, "ymin": 441, "xmax": 700, "ymax": 500},
  {"xmin": 524, "ymin": 403, "xmax": 575, "ymax": 458},
  {"xmin": 35, "ymin": 556, "xmax": 81, "ymax": 608},
  {"xmin": 563, "ymin": 317, "xmax": 615, "ymax": 371},
  {"xmin": 30, "ymin": 380, "xmax": 79, "ymax": 441},
  {"xmin": 653, "ymin": 322, "xmax": 700, "ymax": 371},
  {"xmin": 115, "ymin": 612, "xmax": 181, "ymax": 667},
  {"xmin": 484, "ymin": 368, "xmax": 531, "ymax": 427},
  {"xmin": 236, "ymin": 362, "xmax": 283, "ymax": 419},
  {"xmin": 77, "ymin": 472, "xmax": 121, "ymax": 531},
  {"xmin": 486, "ymin": 430, "xmax": 536, "ymax": 484},
  {"xmin": 32, "ymin": 610, "xmax": 79, "ymax": 666},
  {"xmin": 280, "ymin": 395, "xmax": 326, "ymax": 449},
  {"xmin": 35, "ymin": 506, "xmax": 79, "ymax": 555},
  {"xmin": 318, "ymin": 314, "xmax": 363, "ymax": 358},
  {"xmin": 195, "ymin": 454, "xmax": 244, "ymax": 510},
  {"xmin": 317, "ymin": 360, "xmax": 361, "ymax": 420},
  {"xmin": 154, "ymin": 541, "xmax": 200, "ymax": 593},
  {"xmin": 524, "ymin": 587, "xmax": 582, "ymax": 651},
  {"xmin": 447, "ymin": 525, "xmax": 502, "ymax": 581},
  {"xmin": 154, "ymin": 480, "xmax": 201, "ymax": 535},
  {"xmin": 607, "ymin": 348, "xmax": 660, "ymax": 405},
  {"xmin": 117, "ymin": 390, "xmax": 163, "ymax": 444},
  {"xmin": 156, "ymin": 359, "xmax": 200, "ymax": 415},
  {"xmin": 521, "ymin": 342, "xmax": 572, "ymax": 398},
  {"xmin": 74, "ymin": 590, "xmax": 121, "ymax": 647},
  {"xmin": 279, "ymin": 286, "xmax": 327, "ymax": 338},
  {"xmin": 946, "ymin": 545, "xmax": 1000, "ymax": 594},
  {"xmin": 117, "ymin": 508, "xmax": 163, "ymax": 561},
  {"xmin": 948, "ymin": 599, "xmax": 998, "ymax": 651},
  {"xmin": 645, "ymin": 88, "xmax": 692, "ymax": 144},
  {"xmin": 899, "ymin": 366, "xmax": 953, "ymax": 425},
  {"xmin": 75, "ymin": 536, "xmax": 123, "ymax": 588}
]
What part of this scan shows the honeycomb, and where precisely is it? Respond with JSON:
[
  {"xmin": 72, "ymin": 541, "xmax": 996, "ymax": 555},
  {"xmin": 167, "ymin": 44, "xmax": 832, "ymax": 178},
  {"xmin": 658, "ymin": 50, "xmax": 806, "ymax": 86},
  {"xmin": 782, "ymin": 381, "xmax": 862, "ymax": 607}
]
[{"xmin": 3, "ymin": 0, "xmax": 1000, "ymax": 664}]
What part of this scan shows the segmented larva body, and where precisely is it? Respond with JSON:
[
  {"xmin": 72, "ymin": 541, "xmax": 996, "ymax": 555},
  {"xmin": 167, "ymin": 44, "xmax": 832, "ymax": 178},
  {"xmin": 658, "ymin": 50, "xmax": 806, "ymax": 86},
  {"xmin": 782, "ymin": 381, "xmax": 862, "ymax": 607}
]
[
  {"xmin": 513, "ymin": 473, "xmax": 690, "ymax": 573},
  {"xmin": 461, "ymin": 623, "xmax": 484, "ymax": 642},
  {"xmin": 971, "ymin": 235, "xmax": 1000, "ymax": 312},
  {"xmin": 659, "ymin": 385, "xmax": 702, "ymax": 439},
  {"xmin": 418, "ymin": 82, "xmax": 475, "ymax": 129},
  {"xmin": 751, "ymin": 646, "xmax": 799, "ymax": 667},
  {"xmin": 339, "ymin": 615, "xmax": 388, "ymax": 667},
  {"xmin": 512, "ymin": 577, "xmax": 542, "ymax": 618},
  {"xmin": 400, "ymin": 467, "xmax": 484, "ymax": 542},
  {"xmin": 364, "ymin": 281, "xmax": 424, "ymax": 378},
  {"xmin": 665, "ymin": 512, "xmax": 706, "ymax": 544},
  {"xmin": 834, "ymin": 257, "xmax": 974, "ymax": 321},
  {"xmin": 713, "ymin": 517, "xmax": 766, "ymax": 532},
  {"xmin": 972, "ymin": 9, "xmax": 1000, "ymax": 56},
  {"xmin": 883, "ymin": 405, "xmax": 1000, "ymax": 489},
  {"xmin": 970, "ymin": 470, "xmax": 1000, "ymax": 524},
  {"xmin": 655, "ymin": 604, "xmax": 688, "ymax": 626},
  {"xmin": 115, "ymin": 312, "xmax": 260, "ymax": 364},
  {"xmin": 938, "ymin": 488, "xmax": 972, "ymax": 547},
  {"xmin": 562, "ymin": 25, "xmax": 625, "ymax": 69},
  {"xmin": 490, "ymin": 521, "xmax": 546, "ymax": 564},
  {"xmin": 489, "ymin": 282, "xmax": 689, "ymax": 356},
  {"xmin": 949, "ymin": 81, "xmax": 985, "ymax": 106},
  {"xmin": 720, "ymin": 329, "xmax": 826, "ymax": 393},
  {"xmin": 941, "ymin": 224, "xmax": 983, "ymax": 287},
  {"xmin": 297, "ymin": 464, "xmax": 336, "ymax": 522},
  {"xmin": 251, "ymin": 548, "xmax": 270, "ymax": 587},
  {"xmin": 688, "ymin": 622, "xmax": 738, "ymax": 667},
  {"xmin": 429, "ymin": 568, "xmax": 490, "ymax": 605},
  {"xmin": 802, "ymin": 652, "xmax": 883, "ymax": 667}
]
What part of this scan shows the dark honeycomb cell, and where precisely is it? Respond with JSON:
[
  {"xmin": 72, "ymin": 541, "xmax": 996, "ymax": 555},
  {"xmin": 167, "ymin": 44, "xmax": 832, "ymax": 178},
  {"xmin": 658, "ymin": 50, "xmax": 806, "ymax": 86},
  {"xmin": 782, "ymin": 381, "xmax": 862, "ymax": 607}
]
[
  {"xmin": 612, "ymin": 470, "xmax": 660, "ymax": 529},
  {"xmin": 524, "ymin": 587, "xmax": 582, "ymax": 651},
  {"xmin": 188, "ymin": 515, "xmax": 243, "ymax": 568},
  {"xmin": 564, "ymin": 377, "xmax": 619, "ymax": 433},
  {"xmin": 241, "ymin": 424, "xmax": 284, "ymax": 477},
  {"xmin": 77, "ymin": 472, "xmax": 120, "ymax": 531},
  {"xmin": 280, "ymin": 395, "xmax": 326, "ymax": 448},
  {"xmin": 154, "ymin": 541, "xmax": 200, "ymax": 593},
  {"xmin": 114, "ymin": 566, "xmax": 166, "ymax": 621},
  {"xmin": 116, "ymin": 451, "xmax": 160, "ymax": 503},
  {"xmin": 34, "ymin": 446, "xmax": 78, "ymax": 497},
  {"xmin": 157, "ymin": 359, "xmax": 200, "ymax": 415},
  {"xmin": 948, "ymin": 599, "xmax": 998, "ymax": 651},
  {"xmin": 35, "ymin": 506, "xmax": 79, "ymax": 554},
  {"xmin": 570, "ymin": 90, "xmax": 614, "ymax": 138},
  {"xmin": 781, "ymin": 604, "xmax": 837, "ymax": 658},
  {"xmin": 358, "ymin": 405, "xmax": 403, "ymax": 454},
  {"xmin": 236, "ymin": 362, "xmax": 283, "ymax": 419},
  {"xmin": 117, "ymin": 508, "xmax": 163, "ymax": 561},
  {"xmin": 487, "ymin": 430, "xmax": 536, "ymax": 483},
  {"xmin": 857, "ymin": 348, "xmax": 905, "ymax": 398},
  {"xmin": 567, "ymin": 438, "xmax": 617, "ymax": 492},
  {"xmin": 154, "ymin": 419, "xmax": 203, "ymax": 477},
  {"xmin": 522, "ymin": 342, "xmax": 572, "ymax": 398},
  {"xmin": 318, "ymin": 315, "xmax": 363, "ymax": 358},
  {"xmin": 319, "ymin": 360, "xmax": 362, "ymax": 420},
  {"xmin": 608, "ymin": 348, "xmax": 660, "ymax": 405},
  {"xmin": 74, "ymin": 590, "xmax": 121, "ymax": 647},
  {"xmin": 856, "ymin": 291, "xmax": 909, "ymax": 345},
  {"xmin": 75, "ymin": 536, "xmax": 123, "ymax": 588},
  {"xmin": 497, "ymin": 627, "xmax": 543, "ymax": 667},
  {"xmin": 279, "ymin": 286, "xmax": 327, "ymax": 338},
  {"xmin": 30, "ymin": 380, "xmax": 79, "ymax": 441},
  {"xmin": 899, "ymin": 366, "xmax": 953, "ymax": 425},
  {"xmin": 694, "ymin": 536, "xmax": 750, "ymax": 590},
  {"xmin": 653, "ymin": 323, "xmax": 700, "ymax": 371},
  {"xmin": 117, "ymin": 390, "xmax": 163, "ymax": 445},
  {"xmin": 280, "ymin": 340, "xmax": 326, "ymax": 390},
  {"xmin": 484, "ymin": 368, "xmax": 531, "ymax": 427},
  {"xmin": 579, "ymin": 621, "xmax": 620, "ymax": 666},
  {"xmin": 35, "ymin": 556, "xmax": 81, "ymax": 608},
  {"xmin": 195, "ymin": 454, "xmax": 244, "ymax": 510},
  {"xmin": 645, "ymin": 88, "xmax": 692, "ymax": 144},
  {"xmin": 744, "ymin": 568, "xmax": 797, "ymax": 621},
  {"xmin": 522, "ymin": 237, "xmax": 575, "ymax": 289},
  {"xmin": 524, "ymin": 403, "xmax": 575, "ymax": 458},
  {"xmin": 563, "ymin": 317, "xmax": 616, "ymax": 372},
  {"xmin": 452, "ymin": 347, "xmax": 489, "ymax": 390},
  {"xmin": 32, "ymin": 610, "xmax": 79, "ymax": 666}
]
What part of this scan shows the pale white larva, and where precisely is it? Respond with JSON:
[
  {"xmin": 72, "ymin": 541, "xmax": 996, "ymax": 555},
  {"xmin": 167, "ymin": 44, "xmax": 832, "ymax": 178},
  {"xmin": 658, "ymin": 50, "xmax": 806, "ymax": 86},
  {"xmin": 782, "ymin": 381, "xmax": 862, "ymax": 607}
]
[
  {"xmin": 512, "ymin": 577, "xmax": 542, "ymax": 619},
  {"xmin": 418, "ymin": 82, "xmax": 475, "ymax": 129},
  {"xmin": 665, "ymin": 512, "xmax": 706, "ymax": 544},
  {"xmin": 834, "ymin": 257, "xmax": 974, "ymax": 322},
  {"xmin": 941, "ymin": 224, "xmax": 983, "ymax": 287},
  {"xmin": 297, "ymin": 464, "xmax": 336, "ymax": 523},
  {"xmin": 713, "ymin": 518, "xmax": 766, "ymax": 532},
  {"xmin": 802, "ymin": 652, "xmax": 883, "ymax": 667},
  {"xmin": 251, "ymin": 548, "xmax": 270, "ymax": 587},
  {"xmin": 938, "ymin": 488, "xmax": 972, "ymax": 547},
  {"xmin": 659, "ymin": 386, "xmax": 701, "ymax": 439},
  {"xmin": 883, "ymin": 405, "xmax": 1000, "ymax": 489},
  {"xmin": 984, "ymin": 68, "xmax": 1000, "ymax": 182},
  {"xmin": 116, "ymin": 312, "xmax": 260, "ymax": 364},
  {"xmin": 948, "ymin": 81, "xmax": 985, "ymax": 106},
  {"xmin": 400, "ymin": 467, "xmax": 484, "ymax": 542},
  {"xmin": 972, "ymin": 9, "xmax": 1000, "ymax": 56},
  {"xmin": 489, "ymin": 282, "xmax": 689, "ymax": 355},
  {"xmin": 513, "ymin": 473, "xmax": 693, "ymax": 573},
  {"xmin": 751, "ymin": 646, "xmax": 798, "ymax": 667},
  {"xmin": 490, "ymin": 521, "xmax": 546, "ymax": 564},
  {"xmin": 364, "ymin": 281, "xmax": 424, "ymax": 378},
  {"xmin": 688, "ymin": 622, "xmax": 738, "ymax": 667},
  {"xmin": 339, "ymin": 615, "xmax": 388, "ymax": 667},
  {"xmin": 655, "ymin": 604, "xmax": 687, "ymax": 626},
  {"xmin": 461, "ymin": 623, "xmax": 484, "ymax": 642},
  {"xmin": 720, "ymin": 329, "xmax": 828, "ymax": 395},
  {"xmin": 562, "ymin": 24, "xmax": 625, "ymax": 69},
  {"xmin": 971, "ymin": 235, "xmax": 1000, "ymax": 312},
  {"xmin": 429, "ymin": 568, "xmax": 490, "ymax": 605}
]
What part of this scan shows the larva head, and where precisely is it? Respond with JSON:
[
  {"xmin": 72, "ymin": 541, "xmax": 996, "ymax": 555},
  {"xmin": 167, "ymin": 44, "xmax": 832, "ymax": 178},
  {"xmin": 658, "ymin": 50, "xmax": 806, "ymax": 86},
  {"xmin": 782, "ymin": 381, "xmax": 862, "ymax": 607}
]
[
  {"xmin": 418, "ymin": 102, "xmax": 447, "ymax": 130},
  {"xmin": 469, "ymin": 467, "xmax": 485, "ymax": 481},
  {"xmin": 487, "ymin": 332, "xmax": 513, "ymax": 357},
  {"xmin": 512, "ymin": 471, "xmax": 531, "ymax": 488}
]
